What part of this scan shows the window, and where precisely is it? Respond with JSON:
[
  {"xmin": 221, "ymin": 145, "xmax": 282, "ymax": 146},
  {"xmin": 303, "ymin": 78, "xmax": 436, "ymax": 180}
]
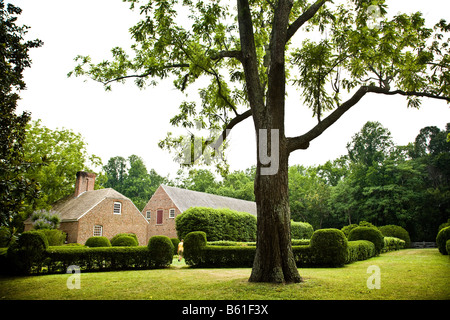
[
  {"xmin": 169, "ymin": 208, "xmax": 175, "ymax": 219},
  {"xmin": 156, "ymin": 210, "xmax": 163, "ymax": 225},
  {"xmin": 146, "ymin": 210, "xmax": 151, "ymax": 220},
  {"xmin": 113, "ymin": 202, "xmax": 122, "ymax": 214},
  {"xmin": 93, "ymin": 225, "xmax": 103, "ymax": 237}
]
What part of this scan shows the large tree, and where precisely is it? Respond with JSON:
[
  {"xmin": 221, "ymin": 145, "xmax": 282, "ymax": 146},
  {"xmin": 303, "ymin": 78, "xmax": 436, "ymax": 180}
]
[
  {"xmin": 71, "ymin": 0, "xmax": 449, "ymax": 283},
  {"xmin": 0, "ymin": 2, "xmax": 42, "ymax": 237}
]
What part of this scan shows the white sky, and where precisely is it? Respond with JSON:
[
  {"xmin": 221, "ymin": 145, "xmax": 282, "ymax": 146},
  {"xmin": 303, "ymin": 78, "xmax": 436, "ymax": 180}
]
[{"xmin": 12, "ymin": 0, "xmax": 450, "ymax": 179}]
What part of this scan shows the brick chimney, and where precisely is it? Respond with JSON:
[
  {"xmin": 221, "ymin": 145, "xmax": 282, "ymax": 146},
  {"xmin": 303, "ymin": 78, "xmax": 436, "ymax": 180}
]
[{"xmin": 74, "ymin": 171, "xmax": 96, "ymax": 197}]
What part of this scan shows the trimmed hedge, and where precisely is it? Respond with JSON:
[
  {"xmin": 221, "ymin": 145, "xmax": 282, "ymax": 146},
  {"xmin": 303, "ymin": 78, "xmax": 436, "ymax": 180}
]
[
  {"xmin": 291, "ymin": 221, "xmax": 314, "ymax": 239},
  {"xmin": 383, "ymin": 237, "xmax": 406, "ymax": 252},
  {"xmin": 2, "ymin": 234, "xmax": 174, "ymax": 275},
  {"xmin": 184, "ymin": 231, "xmax": 207, "ymax": 266},
  {"xmin": 184, "ymin": 229, "xmax": 362, "ymax": 268},
  {"xmin": 446, "ymin": 239, "xmax": 450, "ymax": 255},
  {"xmin": 348, "ymin": 227, "xmax": 385, "ymax": 255},
  {"xmin": 379, "ymin": 225, "xmax": 411, "ymax": 248},
  {"xmin": 111, "ymin": 233, "xmax": 139, "ymax": 246},
  {"xmin": 45, "ymin": 246, "xmax": 152, "ymax": 273},
  {"xmin": 310, "ymin": 229, "xmax": 348, "ymax": 267},
  {"xmin": 175, "ymin": 207, "xmax": 256, "ymax": 242},
  {"xmin": 347, "ymin": 240, "xmax": 376, "ymax": 263},
  {"xmin": 436, "ymin": 226, "xmax": 450, "ymax": 255},
  {"xmin": 85, "ymin": 236, "xmax": 111, "ymax": 247},
  {"xmin": 147, "ymin": 236, "xmax": 174, "ymax": 268},
  {"xmin": 111, "ymin": 235, "xmax": 138, "ymax": 247}
]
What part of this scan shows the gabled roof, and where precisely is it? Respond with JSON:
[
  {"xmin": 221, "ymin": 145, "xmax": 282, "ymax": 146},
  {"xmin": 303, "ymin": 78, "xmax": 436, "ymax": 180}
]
[
  {"xmin": 50, "ymin": 188, "xmax": 132, "ymax": 222},
  {"xmin": 160, "ymin": 185, "xmax": 257, "ymax": 216}
]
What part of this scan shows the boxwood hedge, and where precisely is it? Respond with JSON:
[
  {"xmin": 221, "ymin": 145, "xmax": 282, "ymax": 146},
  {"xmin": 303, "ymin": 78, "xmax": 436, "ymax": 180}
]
[{"xmin": 175, "ymin": 207, "xmax": 256, "ymax": 242}]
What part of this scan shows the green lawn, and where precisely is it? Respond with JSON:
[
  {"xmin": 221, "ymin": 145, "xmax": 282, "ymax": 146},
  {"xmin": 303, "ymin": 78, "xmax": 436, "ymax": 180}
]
[{"xmin": 0, "ymin": 249, "xmax": 448, "ymax": 300}]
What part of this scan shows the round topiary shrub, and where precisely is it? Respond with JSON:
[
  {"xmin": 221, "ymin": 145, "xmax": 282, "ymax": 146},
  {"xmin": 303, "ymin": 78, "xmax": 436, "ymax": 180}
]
[
  {"xmin": 310, "ymin": 228, "xmax": 348, "ymax": 267},
  {"xmin": 348, "ymin": 226, "xmax": 384, "ymax": 255},
  {"xmin": 85, "ymin": 236, "xmax": 111, "ymax": 247},
  {"xmin": 6, "ymin": 231, "xmax": 49, "ymax": 274},
  {"xmin": 111, "ymin": 233, "xmax": 138, "ymax": 245},
  {"xmin": 446, "ymin": 239, "xmax": 450, "ymax": 255},
  {"xmin": 378, "ymin": 225, "xmax": 411, "ymax": 248},
  {"xmin": 147, "ymin": 235, "xmax": 174, "ymax": 268},
  {"xmin": 111, "ymin": 235, "xmax": 138, "ymax": 247},
  {"xmin": 436, "ymin": 226, "xmax": 450, "ymax": 255},
  {"xmin": 183, "ymin": 231, "xmax": 207, "ymax": 266}
]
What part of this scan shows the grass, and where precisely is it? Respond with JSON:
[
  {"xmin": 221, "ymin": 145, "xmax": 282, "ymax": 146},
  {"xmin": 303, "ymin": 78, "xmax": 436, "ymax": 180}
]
[{"xmin": 0, "ymin": 249, "xmax": 449, "ymax": 300}]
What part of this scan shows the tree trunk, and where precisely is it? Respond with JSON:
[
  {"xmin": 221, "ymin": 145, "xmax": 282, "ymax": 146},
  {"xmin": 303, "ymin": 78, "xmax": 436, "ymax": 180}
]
[{"xmin": 249, "ymin": 135, "xmax": 302, "ymax": 283}]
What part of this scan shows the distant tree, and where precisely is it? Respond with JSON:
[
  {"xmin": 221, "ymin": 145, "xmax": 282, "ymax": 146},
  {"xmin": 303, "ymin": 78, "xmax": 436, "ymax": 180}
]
[
  {"xmin": 23, "ymin": 120, "xmax": 103, "ymax": 214},
  {"xmin": 0, "ymin": 2, "xmax": 42, "ymax": 238},
  {"xmin": 103, "ymin": 155, "xmax": 166, "ymax": 210}
]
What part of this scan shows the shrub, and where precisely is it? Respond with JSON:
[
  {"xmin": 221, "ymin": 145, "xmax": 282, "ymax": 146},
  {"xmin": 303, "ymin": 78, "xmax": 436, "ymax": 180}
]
[
  {"xmin": 383, "ymin": 237, "xmax": 406, "ymax": 252},
  {"xmin": 379, "ymin": 225, "xmax": 411, "ymax": 248},
  {"xmin": 147, "ymin": 236, "xmax": 174, "ymax": 268},
  {"xmin": 6, "ymin": 231, "xmax": 49, "ymax": 274},
  {"xmin": 45, "ymin": 246, "xmax": 152, "ymax": 273},
  {"xmin": 310, "ymin": 229, "xmax": 348, "ymax": 267},
  {"xmin": 436, "ymin": 226, "xmax": 450, "ymax": 255},
  {"xmin": 346, "ymin": 240, "xmax": 376, "ymax": 263},
  {"xmin": 175, "ymin": 207, "xmax": 256, "ymax": 242},
  {"xmin": 183, "ymin": 231, "xmax": 207, "ymax": 266},
  {"xmin": 438, "ymin": 218, "xmax": 450, "ymax": 232},
  {"xmin": 200, "ymin": 246, "xmax": 255, "ymax": 267},
  {"xmin": 446, "ymin": 239, "xmax": 450, "ymax": 255},
  {"xmin": 85, "ymin": 236, "xmax": 111, "ymax": 247},
  {"xmin": 348, "ymin": 227, "xmax": 384, "ymax": 255},
  {"xmin": 36, "ymin": 229, "xmax": 66, "ymax": 246},
  {"xmin": 341, "ymin": 224, "xmax": 358, "ymax": 238},
  {"xmin": 291, "ymin": 221, "xmax": 314, "ymax": 239},
  {"xmin": 111, "ymin": 233, "xmax": 139, "ymax": 245},
  {"xmin": 111, "ymin": 235, "xmax": 138, "ymax": 247}
]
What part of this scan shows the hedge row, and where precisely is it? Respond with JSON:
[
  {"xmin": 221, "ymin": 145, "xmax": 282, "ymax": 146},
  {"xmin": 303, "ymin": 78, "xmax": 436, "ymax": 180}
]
[
  {"xmin": 175, "ymin": 207, "xmax": 257, "ymax": 242},
  {"xmin": 175, "ymin": 207, "xmax": 315, "ymax": 243},
  {"xmin": 184, "ymin": 227, "xmax": 409, "ymax": 268},
  {"xmin": 2, "ymin": 231, "xmax": 174, "ymax": 275}
]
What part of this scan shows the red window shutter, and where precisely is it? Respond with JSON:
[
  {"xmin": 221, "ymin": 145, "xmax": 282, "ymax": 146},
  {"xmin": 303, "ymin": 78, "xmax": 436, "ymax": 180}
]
[{"xmin": 157, "ymin": 210, "xmax": 163, "ymax": 225}]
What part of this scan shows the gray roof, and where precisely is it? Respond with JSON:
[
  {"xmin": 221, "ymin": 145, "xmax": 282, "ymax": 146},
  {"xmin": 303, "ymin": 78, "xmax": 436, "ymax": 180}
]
[
  {"xmin": 161, "ymin": 185, "xmax": 257, "ymax": 216},
  {"xmin": 49, "ymin": 188, "xmax": 131, "ymax": 222}
]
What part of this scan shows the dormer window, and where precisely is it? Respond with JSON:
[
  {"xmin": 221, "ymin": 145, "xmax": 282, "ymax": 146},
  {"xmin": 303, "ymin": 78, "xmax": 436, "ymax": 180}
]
[{"xmin": 113, "ymin": 202, "xmax": 122, "ymax": 214}]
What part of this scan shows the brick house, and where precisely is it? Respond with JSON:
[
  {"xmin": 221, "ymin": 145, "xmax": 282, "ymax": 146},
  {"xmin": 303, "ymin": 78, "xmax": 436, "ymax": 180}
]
[
  {"xmin": 141, "ymin": 184, "xmax": 257, "ymax": 239},
  {"xmin": 24, "ymin": 171, "xmax": 149, "ymax": 245}
]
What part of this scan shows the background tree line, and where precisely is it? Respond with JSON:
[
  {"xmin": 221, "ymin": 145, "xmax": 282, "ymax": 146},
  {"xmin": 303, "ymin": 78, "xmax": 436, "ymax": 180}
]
[{"xmin": 4, "ymin": 117, "xmax": 448, "ymax": 244}]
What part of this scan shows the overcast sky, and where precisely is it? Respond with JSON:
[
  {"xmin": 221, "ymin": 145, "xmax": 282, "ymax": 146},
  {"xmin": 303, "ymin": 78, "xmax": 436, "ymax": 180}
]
[{"xmin": 12, "ymin": 0, "xmax": 450, "ymax": 179}]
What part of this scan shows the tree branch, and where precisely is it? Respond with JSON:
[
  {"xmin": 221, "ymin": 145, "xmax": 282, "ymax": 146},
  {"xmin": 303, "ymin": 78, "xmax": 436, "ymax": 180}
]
[
  {"xmin": 102, "ymin": 63, "xmax": 190, "ymax": 85},
  {"xmin": 210, "ymin": 50, "xmax": 243, "ymax": 63},
  {"xmin": 367, "ymin": 86, "xmax": 450, "ymax": 102},
  {"xmin": 287, "ymin": 85, "xmax": 450, "ymax": 153},
  {"xmin": 286, "ymin": 0, "xmax": 327, "ymax": 43},
  {"xmin": 287, "ymin": 86, "xmax": 369, "ymax": 153},
  {"xmin": 207, "ymin": 109, "xmax": 253, "ymax": 152}
]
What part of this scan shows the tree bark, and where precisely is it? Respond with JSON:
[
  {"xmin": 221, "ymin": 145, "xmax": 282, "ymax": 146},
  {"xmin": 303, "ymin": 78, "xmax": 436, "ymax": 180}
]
[{"xmin": 249, "ymin": 134, "xmax": 302, "ymax": 283}]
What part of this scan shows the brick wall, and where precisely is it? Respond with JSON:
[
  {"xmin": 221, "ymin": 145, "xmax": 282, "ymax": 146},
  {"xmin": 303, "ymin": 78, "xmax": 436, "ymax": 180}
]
[
  {"xmin": 141, "ymin": 186, "xmax": 181, "ymax": 239},
  {"xmin": 77, "ymin": 198, "xmax": 149, "ymax": 245}
]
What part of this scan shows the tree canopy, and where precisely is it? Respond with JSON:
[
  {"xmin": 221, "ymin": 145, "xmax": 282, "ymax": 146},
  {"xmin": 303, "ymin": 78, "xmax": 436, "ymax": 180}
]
[{"xmin": 0, "ymin": 2, "xmax": 42, "ymax": 238}]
